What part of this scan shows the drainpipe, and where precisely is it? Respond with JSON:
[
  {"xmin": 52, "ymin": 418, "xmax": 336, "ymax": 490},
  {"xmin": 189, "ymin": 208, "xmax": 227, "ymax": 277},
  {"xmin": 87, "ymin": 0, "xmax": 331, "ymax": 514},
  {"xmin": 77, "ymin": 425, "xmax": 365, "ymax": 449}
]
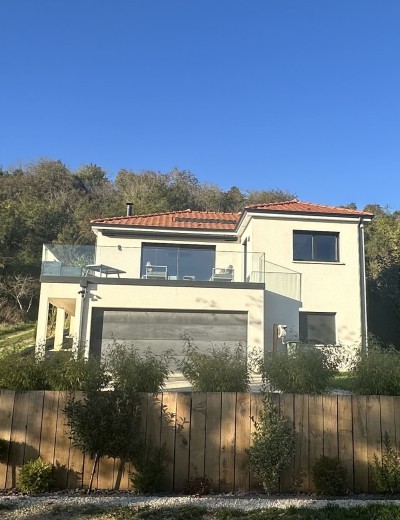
[{"xmin": 358, "ymin": 218, "xmax": 368, "ymax": 353}]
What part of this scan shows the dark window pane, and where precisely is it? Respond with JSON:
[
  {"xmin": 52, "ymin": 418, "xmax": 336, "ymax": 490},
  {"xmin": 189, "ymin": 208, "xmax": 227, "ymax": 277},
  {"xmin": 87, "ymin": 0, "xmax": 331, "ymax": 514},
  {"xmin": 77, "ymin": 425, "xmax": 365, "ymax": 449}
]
[
  {"xmin": 299, "ymin": 312, "xmax": 336, "ymax": 344},
  {"xmin": 294, "ymin": 234, "xmax": 312, "ymax": 260},
  {"xmin": 293, "ymin": 231, "xmax": 338, "ymax": 262},
  {"xmin": 314, "ymin": 235, "xmax": 337, "ymax": 261}
]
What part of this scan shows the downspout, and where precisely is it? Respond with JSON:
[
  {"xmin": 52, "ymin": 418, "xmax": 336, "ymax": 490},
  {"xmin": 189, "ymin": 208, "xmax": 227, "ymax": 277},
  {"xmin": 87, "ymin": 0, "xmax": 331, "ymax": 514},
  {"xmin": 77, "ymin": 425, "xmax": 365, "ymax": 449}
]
[{"xmin": 358, "ymin": 218, "xmax": 368, "ymax": 353}]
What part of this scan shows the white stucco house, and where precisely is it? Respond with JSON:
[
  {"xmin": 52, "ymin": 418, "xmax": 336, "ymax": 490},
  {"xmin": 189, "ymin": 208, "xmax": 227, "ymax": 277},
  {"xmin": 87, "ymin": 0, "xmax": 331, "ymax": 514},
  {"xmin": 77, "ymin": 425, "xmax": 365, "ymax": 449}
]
[{"xmin": 35, "ymin": 199, "xmax": 373, "ymax": 385}]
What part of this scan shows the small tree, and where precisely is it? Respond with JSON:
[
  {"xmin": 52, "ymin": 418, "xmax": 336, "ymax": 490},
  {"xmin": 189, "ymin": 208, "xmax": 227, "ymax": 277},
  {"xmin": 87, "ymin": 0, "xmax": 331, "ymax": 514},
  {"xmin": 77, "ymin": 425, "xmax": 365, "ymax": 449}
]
[{"xmin": 247, "ymin": 396, "xmax": 295, "ymax": 493}]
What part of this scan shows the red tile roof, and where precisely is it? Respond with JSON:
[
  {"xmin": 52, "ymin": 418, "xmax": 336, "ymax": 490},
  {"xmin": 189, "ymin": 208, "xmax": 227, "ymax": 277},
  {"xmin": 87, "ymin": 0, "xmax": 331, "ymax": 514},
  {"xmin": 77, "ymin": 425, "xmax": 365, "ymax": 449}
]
[
  {"xmin": 245, "ymin": 199, "xmax": 374, "ymax": 217},
  {"xmin": 91, "ymin": 200, "xmax": 374, "ymax": 231},
  {"xmin": 91, "ymin": 210, "xmax": 241, "ymax": 230}
]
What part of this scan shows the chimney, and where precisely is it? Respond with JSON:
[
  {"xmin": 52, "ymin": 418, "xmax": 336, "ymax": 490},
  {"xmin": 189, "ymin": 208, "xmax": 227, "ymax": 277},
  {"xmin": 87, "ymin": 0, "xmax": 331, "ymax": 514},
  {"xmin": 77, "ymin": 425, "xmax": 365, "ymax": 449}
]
[{"xmin": 126, "ymin": 203, "xmax": 133, "ymax": 217}]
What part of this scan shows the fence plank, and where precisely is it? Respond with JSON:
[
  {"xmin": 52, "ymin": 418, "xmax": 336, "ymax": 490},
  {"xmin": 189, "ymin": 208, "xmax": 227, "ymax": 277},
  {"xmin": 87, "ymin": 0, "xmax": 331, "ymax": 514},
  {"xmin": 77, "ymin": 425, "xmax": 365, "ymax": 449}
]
[
  {"xmin": 279, "ymin": 393, "xmax": 294, "ymax": 493},
  {"xmin": 366, "ymin": 396, "xmax": 382, "ymax": 492},
  {"xmin": 66, "ymin": 392, "xmax": 84, "ymax": 490},
  {"xmin": 39, "ymin": 392, "xmax": 60, "ymax": 483},
  {"xmin": 337, "ymin": 395, "xmax": 354, "ymax": 492},
  {"xmin": 308, "ymin": 395, "xmax": 323, "ymax": 492},
  {"xmin": 160, "ymin": 392, "xmax": 177, "ymax": 491},
  {"xmin": 6, "ymin": 392, "xmax": 31, "ymax": 488},
  {"xmin": 323, "ymin": 395, "xmax": 338, "ymax": 459},
  {"xmin": 146, "ymin": 393, "xmax": 162, "ymax": 449},
  {"xmin": 235, "ymin": 392, "xmax": 251, "ymax": 493},
  {"xmin": 294, "ymin": 394, "xmax": 309, "ymax": 492},
  {"xmin": 220, "ymin": 393, "xmax": 236, "ymax": 493},
  {"xmin": 174, "ymin": 393, "xmax": 191, "ymax": 491},
  {"xmin": 189, "ymin": 393, "xmax": 207, "ymax": 480},
  {"xmin": 0, "ymin": 391, "xmax": 15, "ymax": 489},
  {"xmin": 24, "ymin": 391, "xmax": 44, "ymax": 464},
  {"xmin": 393, "ymin": 397, "xmax": 400, "ymax": 448},
  {"xmin": 53, "ymin": 392, "xmax": 72, "ymax": 490},
  {"xmin": 249, "ymin": 392, "xmax": 264, "ymax": 492},
  {"xmin": 204, "ymin": 392, "xmax": 221, "ymax": 492},
  {"xmin": 353, "ymin": 396, "xmax": 368, "ymax": 493}
]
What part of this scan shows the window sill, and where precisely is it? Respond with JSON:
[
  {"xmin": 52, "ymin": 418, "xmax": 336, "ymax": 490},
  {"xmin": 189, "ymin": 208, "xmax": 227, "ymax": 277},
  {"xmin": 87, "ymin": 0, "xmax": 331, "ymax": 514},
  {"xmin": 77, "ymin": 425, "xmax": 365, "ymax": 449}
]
[{"xmin": 293, "ymin": 261, "xmax": 345, "ymax": 266}]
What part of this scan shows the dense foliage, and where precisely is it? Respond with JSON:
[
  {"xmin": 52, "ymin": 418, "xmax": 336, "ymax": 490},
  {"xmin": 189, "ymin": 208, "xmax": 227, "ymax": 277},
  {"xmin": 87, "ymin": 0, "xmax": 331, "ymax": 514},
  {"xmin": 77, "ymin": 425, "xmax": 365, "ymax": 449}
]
[
  {"xmin": 371, "ymin": 432, "xmax": 400, "ymax": 494},
  {"xmin": 18, "ymin": 458, "xmax": 54, "ymax": 494},
  {"xmin": 351, "ymin": 343, "xmax": 400, "ymax": 395},
  {"xmin": 247, "ymin": 396, "xmax": 295, "ymax": 493},
  {"xmin": 260, "ymin": 344, "xmax": 338, "ymax": 394},
  {"xmin": 312, "ymin": 455, "xmax": 347, "ymax": 495},
  {"xmin": 178, "ymin": 338, "xmax": 250, "ymax": 391}
]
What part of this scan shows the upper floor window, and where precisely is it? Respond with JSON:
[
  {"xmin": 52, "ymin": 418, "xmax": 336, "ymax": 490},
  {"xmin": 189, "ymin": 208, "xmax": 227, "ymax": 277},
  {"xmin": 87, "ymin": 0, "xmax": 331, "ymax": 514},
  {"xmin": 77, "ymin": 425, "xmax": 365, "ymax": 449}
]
[
  {"xmin": 293, "ymin": 231, "xmax": 339, "ymax": 262},
  {"xmin": 141, "ymin": 243, "xmax": 216, "ymax": 281}
]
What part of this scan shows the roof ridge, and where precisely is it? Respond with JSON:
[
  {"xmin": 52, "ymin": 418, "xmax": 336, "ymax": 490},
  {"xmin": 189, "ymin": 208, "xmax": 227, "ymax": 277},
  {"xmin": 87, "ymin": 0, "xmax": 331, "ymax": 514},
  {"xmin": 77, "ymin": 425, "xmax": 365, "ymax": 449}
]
[{"xmin": 91, "ymin": 208, "xmax": 241, "ymax": 224}]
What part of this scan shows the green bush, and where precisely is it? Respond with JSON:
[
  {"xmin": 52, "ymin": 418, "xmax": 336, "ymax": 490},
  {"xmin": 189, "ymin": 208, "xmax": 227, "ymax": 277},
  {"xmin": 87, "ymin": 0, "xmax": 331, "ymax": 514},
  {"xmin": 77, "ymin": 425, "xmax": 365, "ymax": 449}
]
[
  {"xmin": 0, "ymin": 351, "xmax": 48, "ymax": 390},
  {"xmin": 312, "ymin": 455, "xmax": 347, "ymax": 495},
  {"xmin": 178, "ymin": 338, "xmax": 250, "ymax": 392},
  {"xmin": 44, "ymin": 352, "xmax": 107, "ymax": 391},
  {"xmin": 18, "ymin": 458, "xmax": 53, "ymax": 494},
  {"xmin": 106, "ymin": 342, "xmax": 173, "ymax": 393},
  {"xmin": 129, "ymin": 444, "xmax": 166, "ymax": 494},
  {"xmin": 352, "ymin": 344, "xmax": 400, "ymax": 395},
  {"xmin": 371, "ymin": 432, "xmax": 400, "ymax": 494},
  {"xmin": 247, "ymin": 396, "xmax": 295, "ymax": 493},
  {"xmin": 0, "ymin": 350, "xmax": 107, "ymax": 391},
  {"xmin": 261, "ymin": 344, "xmax": 338, "ymax": 394}
]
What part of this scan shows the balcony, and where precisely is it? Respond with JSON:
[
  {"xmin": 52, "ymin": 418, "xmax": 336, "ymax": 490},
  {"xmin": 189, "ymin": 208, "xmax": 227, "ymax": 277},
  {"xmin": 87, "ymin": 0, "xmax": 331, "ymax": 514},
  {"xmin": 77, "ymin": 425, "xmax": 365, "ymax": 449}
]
[{"xmin": 41, "ymin": 244, "xmax": 301, "ymax": 299}]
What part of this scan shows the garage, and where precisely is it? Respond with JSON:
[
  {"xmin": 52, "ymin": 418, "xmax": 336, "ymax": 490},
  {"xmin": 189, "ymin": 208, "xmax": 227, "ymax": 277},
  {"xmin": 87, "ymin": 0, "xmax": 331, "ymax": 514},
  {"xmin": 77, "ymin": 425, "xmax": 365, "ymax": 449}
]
[{"xmin": 89, "ymin": 308, "xmax": 248, "ymax": 364}]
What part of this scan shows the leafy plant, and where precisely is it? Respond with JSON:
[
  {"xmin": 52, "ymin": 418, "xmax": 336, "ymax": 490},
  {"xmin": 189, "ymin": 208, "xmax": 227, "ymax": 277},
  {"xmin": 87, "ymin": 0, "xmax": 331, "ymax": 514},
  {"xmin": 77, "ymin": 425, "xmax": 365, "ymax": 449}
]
[
  {"xmin": 247, "ymin": 396, "xmax": 295, "ymax": 493},
  {"xmin": 371, "ymin": 432, "xmax": 400, "ymax": 494},
  {"xmin": 312, "ymin": 455, "xmax": 347, "ymax": 495},
  {"xmin": 0, "ymin": 350, "xmax": 48, "ymax": 390},
  {"xmin": 106, "ymin": 342, "xmax": 173, "ymax": 393},
  {"xmin": 18, "ymin": 458, "xmax": 53, "ymax": 494},
  {"xmin": 352, "ymin": 342, "xmax": 400, "ymax": 395},
  {"xmin": 178, "ymin": 336, "xmax": 250, "ymax": 392},
  {"xmin": 129, "ymin": 444, "xmax": 166, "ymax": 494},
  {"xmin": 184, "ymin": 475, "xmax": 213, "ymax": 496},
  {"xmin": 260, "ymin": 344, "xmax": 338, "ymax": 394}
]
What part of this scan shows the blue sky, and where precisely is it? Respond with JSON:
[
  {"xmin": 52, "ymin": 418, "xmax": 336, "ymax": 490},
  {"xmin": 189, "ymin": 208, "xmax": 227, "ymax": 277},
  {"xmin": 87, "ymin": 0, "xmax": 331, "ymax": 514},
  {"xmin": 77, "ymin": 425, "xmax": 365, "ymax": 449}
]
[{"xmin": 1, "ymin": 1, "xmax": 399, "ymax": 210}]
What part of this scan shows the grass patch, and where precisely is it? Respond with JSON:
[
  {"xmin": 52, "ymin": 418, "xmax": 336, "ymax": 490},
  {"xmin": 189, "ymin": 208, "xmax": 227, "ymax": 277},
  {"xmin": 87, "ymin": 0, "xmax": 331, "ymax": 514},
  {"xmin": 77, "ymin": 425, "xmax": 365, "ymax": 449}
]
[
  {"xmin": 106, "ymin": 504, "xmax": 400, "ymax": 520},
  {"xmin": 329, "ymin": 372, "xmax": 356, "ymax": 392},
  {"xmin": 0, "ymin": 321, "xmax": 36, "ymax": 352}
]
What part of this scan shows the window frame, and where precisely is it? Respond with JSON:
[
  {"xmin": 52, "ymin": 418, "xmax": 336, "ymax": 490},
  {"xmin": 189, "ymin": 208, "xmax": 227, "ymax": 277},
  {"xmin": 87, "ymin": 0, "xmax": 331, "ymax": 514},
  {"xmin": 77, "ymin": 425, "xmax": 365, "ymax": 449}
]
[
  {"xmin": 293, "ymin": 231, "xmax": 339, "ymax": 262},
  {"xmin": 299, "ymin": 311, "xmax": 337, "ymax": 345}
]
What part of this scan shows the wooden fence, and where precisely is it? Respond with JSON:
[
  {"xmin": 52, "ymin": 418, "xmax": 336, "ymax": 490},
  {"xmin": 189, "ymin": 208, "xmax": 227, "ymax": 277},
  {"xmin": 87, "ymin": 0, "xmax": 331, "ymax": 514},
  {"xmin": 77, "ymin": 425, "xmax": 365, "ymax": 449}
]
[{"xmin": 0, "ymin": 390, "xmax": 399, "ymax": 493}]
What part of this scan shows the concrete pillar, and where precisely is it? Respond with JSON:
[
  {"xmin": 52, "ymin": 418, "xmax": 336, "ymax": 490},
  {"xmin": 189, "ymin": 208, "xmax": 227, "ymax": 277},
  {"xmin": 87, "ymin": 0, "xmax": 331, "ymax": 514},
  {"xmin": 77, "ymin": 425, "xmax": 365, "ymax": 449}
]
[
  {"xmin": 54, "ymin": 307, "xmax": 66, "ymax": 350},
  {"xmin": 35, "ymin": 293, "xmax": 49, "ymax": 357},
  {"xmin": 69, "ymin": 314, "xmax": 76, "ymax": 337}
]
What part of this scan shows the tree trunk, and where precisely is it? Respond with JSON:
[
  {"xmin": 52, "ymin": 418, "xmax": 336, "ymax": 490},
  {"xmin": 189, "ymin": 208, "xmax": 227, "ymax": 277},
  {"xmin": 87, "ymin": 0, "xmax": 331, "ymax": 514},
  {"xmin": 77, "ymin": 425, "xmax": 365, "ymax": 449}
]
[{"xmin": 88, "ymin": 453, "xmax": 100, "ymax": 494}]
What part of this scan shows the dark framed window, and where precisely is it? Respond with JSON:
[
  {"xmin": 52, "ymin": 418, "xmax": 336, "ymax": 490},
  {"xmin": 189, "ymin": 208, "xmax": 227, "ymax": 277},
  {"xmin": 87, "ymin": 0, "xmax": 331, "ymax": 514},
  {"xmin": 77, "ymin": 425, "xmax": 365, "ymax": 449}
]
[
  {"xmin": 299, "ymin": 312, "xmax": 336, "ymax": 344},
  {"xmin": 141, "ymin": 243, "xmax": 216, "ymax": 281},
  {"xmin": 293, "ymin": 231, "xmax": 339, "ymax": 262}
]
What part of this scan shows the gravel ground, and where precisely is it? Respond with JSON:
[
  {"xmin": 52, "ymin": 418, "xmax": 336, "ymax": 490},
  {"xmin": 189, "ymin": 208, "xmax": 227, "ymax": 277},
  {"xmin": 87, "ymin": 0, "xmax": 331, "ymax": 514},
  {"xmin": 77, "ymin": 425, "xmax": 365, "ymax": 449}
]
[{"xmin": 1, "ymin": 493, "xmax": 400, "ymax": 519}]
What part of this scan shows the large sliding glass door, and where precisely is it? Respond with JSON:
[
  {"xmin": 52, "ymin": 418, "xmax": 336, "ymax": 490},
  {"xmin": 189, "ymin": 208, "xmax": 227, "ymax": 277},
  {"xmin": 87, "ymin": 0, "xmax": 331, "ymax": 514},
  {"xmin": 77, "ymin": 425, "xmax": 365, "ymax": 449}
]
[{"xmin": 141, "ymin": 243, "xmax": 216, "ymax": 281}]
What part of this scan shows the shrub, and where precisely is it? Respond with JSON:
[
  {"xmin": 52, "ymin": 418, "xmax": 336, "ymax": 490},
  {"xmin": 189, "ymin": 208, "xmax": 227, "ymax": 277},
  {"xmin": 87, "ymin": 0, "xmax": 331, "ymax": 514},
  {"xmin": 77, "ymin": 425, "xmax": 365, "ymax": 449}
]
[
  {"xmin": 312, "ymin": 455, "xmax": 347, "ymax": 495},
  {"xmin": 261, "ymin": 344, "xmax": 338, "ymax": 394},
  {"xmin": 18, "ymin": 458, "xmax": 53, "ymax": 494},
  {"xmin": 106, "ymin": 342, "xmax": 173, "ymax": 393},
  {"xmin": 184, "ymin": 475, "xmax": 213, "ymax": 496},
  {"xmin": 178, "ymin": 338, "xmax": 250, "ymax": 392},
  {"xmin": 352, "ymin": 344, "xmax": 400, "ymax": 395},
  {"xmin": 129, "ymin": 444, "xmax": 166, "ymax": 494},
  {"xmin": 247, "ymin": 396, "xmax": 295, "ymax": 493},
  {"xmin": 0, "ymin": 351, "xmax": 48, "ymax": 390},
  {"xmin": 371, "ymin": 432, "xmax": 400, "ymax": 494},
  {"xmin": 44, "ymin": 352, "xmax": 107, "ymax": 391}
]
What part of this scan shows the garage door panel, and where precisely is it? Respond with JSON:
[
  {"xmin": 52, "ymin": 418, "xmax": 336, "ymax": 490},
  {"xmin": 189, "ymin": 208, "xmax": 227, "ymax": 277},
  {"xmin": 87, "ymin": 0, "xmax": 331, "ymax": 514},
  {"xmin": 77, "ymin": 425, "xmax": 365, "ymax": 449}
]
[{"xmin": 90, "ymin": 309, "xmax": 248, "ymax": 361}]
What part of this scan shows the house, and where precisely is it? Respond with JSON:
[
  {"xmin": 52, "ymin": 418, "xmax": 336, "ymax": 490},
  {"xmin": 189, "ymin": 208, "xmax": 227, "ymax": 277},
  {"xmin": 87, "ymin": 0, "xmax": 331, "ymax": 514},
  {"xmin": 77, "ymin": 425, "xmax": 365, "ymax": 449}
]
[{"xmin": 35, "ymin": 199, "xmax": 374, "ymax": 385}]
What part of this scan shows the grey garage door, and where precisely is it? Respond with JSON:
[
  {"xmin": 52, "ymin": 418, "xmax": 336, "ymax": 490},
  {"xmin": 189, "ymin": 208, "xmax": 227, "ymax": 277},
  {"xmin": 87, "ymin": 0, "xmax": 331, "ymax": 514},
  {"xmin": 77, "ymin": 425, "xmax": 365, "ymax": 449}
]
[{"xmin": 89, "ymin": 309, "xmax": 248, "ymax": 361}]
